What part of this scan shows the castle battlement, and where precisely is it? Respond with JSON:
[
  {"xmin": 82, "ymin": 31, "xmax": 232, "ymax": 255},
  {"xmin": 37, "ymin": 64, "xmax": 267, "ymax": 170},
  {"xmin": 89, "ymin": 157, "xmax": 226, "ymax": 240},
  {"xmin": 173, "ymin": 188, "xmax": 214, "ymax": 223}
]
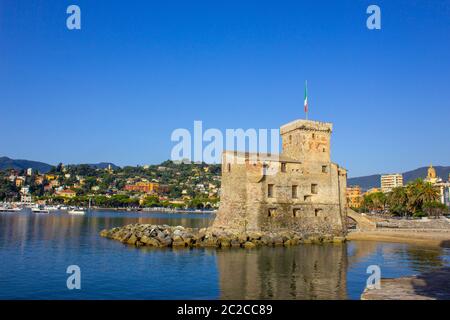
[{"xmin": 280, "ymin": 119, "xmax": 333, "ymax": 135}]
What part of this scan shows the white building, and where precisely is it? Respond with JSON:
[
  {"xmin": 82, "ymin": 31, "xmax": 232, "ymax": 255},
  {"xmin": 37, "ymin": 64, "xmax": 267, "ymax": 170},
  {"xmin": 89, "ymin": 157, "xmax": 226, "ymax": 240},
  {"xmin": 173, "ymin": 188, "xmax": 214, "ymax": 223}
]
[
  {"xmin": 20, "ymin": 186, "xmax": 32, "ymax": 203},
  {"xmin": 381, "ymin": 174, "xmax": 403, "ymax": 193}
]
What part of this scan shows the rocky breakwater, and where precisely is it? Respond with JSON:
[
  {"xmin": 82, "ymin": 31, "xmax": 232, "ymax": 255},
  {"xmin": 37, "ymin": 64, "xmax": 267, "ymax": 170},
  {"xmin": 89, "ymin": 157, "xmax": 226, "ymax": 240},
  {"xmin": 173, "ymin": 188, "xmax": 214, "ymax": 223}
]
[{"xmin": 99, "ymin": 224, "xmax": 346, "ymax": 249}]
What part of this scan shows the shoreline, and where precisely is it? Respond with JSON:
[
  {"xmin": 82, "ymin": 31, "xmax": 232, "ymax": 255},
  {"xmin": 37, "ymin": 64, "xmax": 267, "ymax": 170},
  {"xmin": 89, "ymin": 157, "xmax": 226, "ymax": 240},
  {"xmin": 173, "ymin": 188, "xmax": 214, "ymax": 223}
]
[
  {"xmin": 1, "ymin": 203, "xmax": 216, "ymax": 215},
  {"xmin": 350, "ymin": 228, "xmax": 450, "ymax": 299},
  {"xmin": 346, "ymin": 229, "xmax": 450, "ymax": 248},
  {"xmin": 92, "ymin": 207, "xmax": 216, "ymax": 214},
  {"xmin": 361, "ymin": 267, "xmax": 450, "ymax": 300}
]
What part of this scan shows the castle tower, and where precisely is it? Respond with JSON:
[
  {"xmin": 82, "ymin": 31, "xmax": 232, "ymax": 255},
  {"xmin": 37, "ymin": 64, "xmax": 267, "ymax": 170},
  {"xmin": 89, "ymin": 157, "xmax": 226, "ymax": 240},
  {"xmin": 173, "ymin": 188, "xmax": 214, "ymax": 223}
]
[{"xmin": 280, "ymin": 119, "xmax": 332, "ymax": 163}]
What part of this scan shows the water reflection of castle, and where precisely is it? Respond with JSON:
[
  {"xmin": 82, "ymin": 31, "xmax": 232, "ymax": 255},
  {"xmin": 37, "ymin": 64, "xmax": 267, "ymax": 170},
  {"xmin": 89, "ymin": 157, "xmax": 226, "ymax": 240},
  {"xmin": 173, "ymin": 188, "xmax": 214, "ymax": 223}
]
[{"xmin": 216, "ymin": 245, "xmax": 348, "ymax": 300}]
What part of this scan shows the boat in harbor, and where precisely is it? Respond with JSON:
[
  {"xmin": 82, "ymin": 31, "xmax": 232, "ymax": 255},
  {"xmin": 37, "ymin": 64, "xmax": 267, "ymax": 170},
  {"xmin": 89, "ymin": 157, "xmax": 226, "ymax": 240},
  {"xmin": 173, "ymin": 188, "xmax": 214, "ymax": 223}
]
[
  {"xmin": 45, "ymin": 205, "xmax": 59, "ymax": 211},
  {"xmin": 68, "ymin": 208, "xmax": 86, "ymax": 215},
  {"xmin": 0, "ymin": 206, "xmax": 22, "ymax": 213},
  {"xmin": 31, "ymin": 205, "xmax": 50, "ymax": 214}
]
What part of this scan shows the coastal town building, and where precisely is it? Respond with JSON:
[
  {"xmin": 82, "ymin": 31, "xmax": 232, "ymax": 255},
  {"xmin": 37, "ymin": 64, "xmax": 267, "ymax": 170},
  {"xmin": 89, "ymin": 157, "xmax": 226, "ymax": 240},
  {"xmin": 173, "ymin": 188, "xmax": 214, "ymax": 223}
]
[
  {"xmin": 56, "ymin": 189, "xmax": 76, "ymax": 198},
  {"xmin": 436, "ymin": 182, "xmax": 450, "ymax": 208},
  {"xmin": 381, "ymin": 174, "xmax": 403, "ymax": 193},
  {"xmin": 35, "ymin": 176, "xmax": 44, "ymax": 185},
  {"xmin": 15, "ymin": 177, "xmax": 25, "ymax": 187},
  {"xmin": 423, "ymin": 164, "xmax": 449, "ymax": 208},
  {"xmin": 45, "ymin": 174, "xmax": 57, "ymax": 181},
  {"xmin": 364, "ymin": 187, "xmax": 381, "ymax": 196},
  {"xmin": 124, "ymin": 182, "xmax": 169, "ymax": 194},
  {"xmin": 124, "ymin": 182, "xmax": 160, "ymax": 193},
  {"xmin": 213, "ymin": 119, "xmax": 348, "ymax": 235},
  {"xmin": 20, "ymin": 186, "xmax": 32, "ymax": 203},
  {"xmin": 346, "ymin": 185, "xmax": 362, "ymax": 209}
]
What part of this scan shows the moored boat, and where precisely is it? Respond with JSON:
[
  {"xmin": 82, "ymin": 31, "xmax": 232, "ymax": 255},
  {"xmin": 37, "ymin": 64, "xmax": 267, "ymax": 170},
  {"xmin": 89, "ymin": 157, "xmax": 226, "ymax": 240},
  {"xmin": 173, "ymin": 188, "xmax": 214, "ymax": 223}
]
[
  {"xmin": 45, "ymin": 205, "xmax": 59, "ymax": 211},
  {"xmin": 68, "ymin": 209, "xmax": 86, "ymax": 215},
  {"xmin": 31, "ymin": 205, "xmax": 50, "ymax": 214},
  {"xmin": 0, "ymin": 206, "xmax": 22, "ymax": 213}
]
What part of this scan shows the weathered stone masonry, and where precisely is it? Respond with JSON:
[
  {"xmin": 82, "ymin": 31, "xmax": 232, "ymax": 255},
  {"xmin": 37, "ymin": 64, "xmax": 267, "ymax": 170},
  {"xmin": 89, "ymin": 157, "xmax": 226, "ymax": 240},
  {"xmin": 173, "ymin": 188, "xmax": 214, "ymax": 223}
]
[{"xmin": 213, "ymin": 119, "xmax": 348, "ymax": 236}]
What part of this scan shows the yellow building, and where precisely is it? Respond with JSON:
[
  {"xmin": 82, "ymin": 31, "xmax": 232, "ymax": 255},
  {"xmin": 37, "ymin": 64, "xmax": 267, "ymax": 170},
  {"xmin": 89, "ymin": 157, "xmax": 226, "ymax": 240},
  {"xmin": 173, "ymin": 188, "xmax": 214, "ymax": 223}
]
[
  {"xmin": 56, "ymin": 189, "xmax": 76, "ymax": 198},
  {"xmin": 364, "ymin": 187, "xmax": 381, "ymax": 196},
  {"xmin": 346, "ymin": 186, "xmax": 362, "ymax": 208},
  {"xmin": 45, "ymin": 174, "xmax": 57, "ymax": 181},
  {"xmin": 124, "ymin": 182, "xmax": 160, "ymax": 194}
]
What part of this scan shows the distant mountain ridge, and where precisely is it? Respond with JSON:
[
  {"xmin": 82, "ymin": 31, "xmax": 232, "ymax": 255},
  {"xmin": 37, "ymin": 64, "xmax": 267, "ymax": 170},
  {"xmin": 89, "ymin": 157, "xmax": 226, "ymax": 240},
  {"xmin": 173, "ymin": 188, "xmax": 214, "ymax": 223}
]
[
  {"xmin": 72, "ymin": 162, "xmax": 120, "ymax": 170},
  {"xmin": 0, "ymin": 156, "xmax": 53, "ymax": 173},
  {"xmin": 0, "ymin": 156, "xmax": 120, "ymax": 173},
  {"xmin": 348, "ymin": 166, "xmax": 450, "ymax": 190}
]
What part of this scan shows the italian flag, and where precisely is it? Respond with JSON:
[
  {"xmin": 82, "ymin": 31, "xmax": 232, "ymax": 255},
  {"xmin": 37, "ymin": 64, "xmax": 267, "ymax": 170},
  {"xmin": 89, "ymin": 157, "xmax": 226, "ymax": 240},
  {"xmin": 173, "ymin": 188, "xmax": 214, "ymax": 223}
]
[{"xmin": 304, "ymin": 80, "xmax": 308, "ymax": 114}]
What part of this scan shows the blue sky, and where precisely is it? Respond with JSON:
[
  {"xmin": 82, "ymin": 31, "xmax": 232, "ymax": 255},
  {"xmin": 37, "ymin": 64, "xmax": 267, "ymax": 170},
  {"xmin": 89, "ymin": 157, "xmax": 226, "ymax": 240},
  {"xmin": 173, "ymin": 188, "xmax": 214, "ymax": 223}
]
[{"xmin": 0, "ymin": 0, "xmax": 449, "ymax": 177}]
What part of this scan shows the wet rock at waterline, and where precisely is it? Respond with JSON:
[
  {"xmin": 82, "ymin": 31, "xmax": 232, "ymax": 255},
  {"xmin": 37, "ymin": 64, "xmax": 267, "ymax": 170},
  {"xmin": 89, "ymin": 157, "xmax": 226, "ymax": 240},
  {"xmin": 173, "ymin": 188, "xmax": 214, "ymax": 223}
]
[{"xmin": 99, "ymin": 224, "xmax": 346, "ymax": 249}]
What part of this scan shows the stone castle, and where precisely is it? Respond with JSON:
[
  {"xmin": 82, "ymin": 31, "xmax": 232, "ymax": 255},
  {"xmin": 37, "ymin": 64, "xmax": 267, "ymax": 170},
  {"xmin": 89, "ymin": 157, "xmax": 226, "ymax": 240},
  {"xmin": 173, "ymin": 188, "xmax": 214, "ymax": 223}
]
[{"xmin": 213, "ymin": 119, "xmax": 348, "ymax": 236}]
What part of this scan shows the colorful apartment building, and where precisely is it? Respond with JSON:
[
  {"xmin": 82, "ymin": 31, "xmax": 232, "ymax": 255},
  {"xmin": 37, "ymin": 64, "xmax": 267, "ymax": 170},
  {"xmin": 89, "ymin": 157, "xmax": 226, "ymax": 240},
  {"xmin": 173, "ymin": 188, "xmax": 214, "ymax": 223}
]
[
  {"xmin": 56, "ymin": 189, "xmax": 77, "ymax": 198},
  {"xmin": 346, "ymin": 185, "xmax": 362, "ymax": 208},
  {"xmin": 124, "ymin": 182, "xmax": 161, "ymax": 194}
]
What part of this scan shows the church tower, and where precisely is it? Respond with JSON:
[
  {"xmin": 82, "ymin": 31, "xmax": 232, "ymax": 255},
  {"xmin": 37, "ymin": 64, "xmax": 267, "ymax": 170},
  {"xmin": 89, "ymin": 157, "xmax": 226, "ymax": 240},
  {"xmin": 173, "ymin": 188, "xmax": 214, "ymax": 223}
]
[
  {"xmin": 427, "ymin": 164, "xmax": 436, "ymax": 179},
  {"xmin": 425, "ymin": 163, "xmax": 440, "ymax": 184}
]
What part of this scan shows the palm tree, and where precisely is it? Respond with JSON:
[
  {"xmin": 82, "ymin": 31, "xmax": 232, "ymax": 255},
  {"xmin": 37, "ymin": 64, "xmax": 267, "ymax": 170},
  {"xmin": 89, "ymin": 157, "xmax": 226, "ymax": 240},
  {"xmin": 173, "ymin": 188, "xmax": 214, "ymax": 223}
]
[
  {"xmin": 418, "ymin": 182, "xmax": 440, "ymax": 203},
  {"xmin": 406, "ymin": 179, "xmax": 439, "ymax": 215},
  {"xmin": 372, "ymin": 192, "xmax": 387, "ymax": 212},
  {"xmin": 388, "ymin": 186, "xmax": 408, "ymax": 217},
  {"xmin": 362, "ymin": 192, "xmax": 386, "ymax": 213}
]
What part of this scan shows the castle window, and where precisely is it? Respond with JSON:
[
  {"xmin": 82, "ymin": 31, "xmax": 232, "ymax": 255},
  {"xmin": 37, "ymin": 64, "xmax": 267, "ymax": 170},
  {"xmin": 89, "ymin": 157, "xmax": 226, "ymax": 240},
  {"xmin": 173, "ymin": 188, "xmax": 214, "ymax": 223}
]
[
  {"xmin": 268, "ymin": 184, "xmax": 274, "ymax": 198},
  {"xmin": 292, "ymin": 185, "xmax": 298, "ymax": 198},
  {"xmin": 268, "ymin": 208, "xmax": 277, "ymax": 217},
  {"xmin": 311, "ymin": 184, "xmax": 318, "ymax": 194},
  {"xmin": 314, "ymin": 208, "xmax": 322, "ymax": 217},
  {"xmin": 322, "ymin": 147, "xmax": 326, "ymax": 152},
  {"xmin": 289, "ymin": 135, "xmax": 292, "ymax": 143},
  {"xmin": 281, "ymin": 162, "xmax": 287, "ymax": 173},
  {"xmin": 293, "ymin": 208, "xmax": 301, "ymax": 217},
  {"xmin": 312, "ymin": 133, "xmax": 315, "ymax": 139},
  {"xmin": 322, "ymin": 165, "xmax": 328, "ymax": 173},
  {"xmin": 227, "ymin": 163, "xmax": 231, "ymax": 172}
]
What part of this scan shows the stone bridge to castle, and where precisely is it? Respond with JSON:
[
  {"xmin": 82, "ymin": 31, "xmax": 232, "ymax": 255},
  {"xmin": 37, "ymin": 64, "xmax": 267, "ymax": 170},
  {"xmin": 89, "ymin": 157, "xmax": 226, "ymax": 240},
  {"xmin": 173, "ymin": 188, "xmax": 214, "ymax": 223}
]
[{"xmin": 346, "ymin": 209, "xmax": 378, "ymax": 231}]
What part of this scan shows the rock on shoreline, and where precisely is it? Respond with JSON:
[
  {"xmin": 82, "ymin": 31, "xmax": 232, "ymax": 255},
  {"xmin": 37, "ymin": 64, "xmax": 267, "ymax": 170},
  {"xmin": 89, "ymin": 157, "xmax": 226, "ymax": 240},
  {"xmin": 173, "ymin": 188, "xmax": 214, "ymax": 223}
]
[{"xmin": 99, "ymin": 224, "xmax": 346, "ymax": 249}]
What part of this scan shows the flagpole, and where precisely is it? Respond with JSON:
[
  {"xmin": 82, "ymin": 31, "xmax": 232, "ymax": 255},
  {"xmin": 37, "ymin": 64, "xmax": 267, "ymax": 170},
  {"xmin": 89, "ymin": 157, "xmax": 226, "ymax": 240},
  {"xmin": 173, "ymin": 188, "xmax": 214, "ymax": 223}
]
[{"xmin": 304, "ymin": 80, "xmax": 308, "ymax": 120}]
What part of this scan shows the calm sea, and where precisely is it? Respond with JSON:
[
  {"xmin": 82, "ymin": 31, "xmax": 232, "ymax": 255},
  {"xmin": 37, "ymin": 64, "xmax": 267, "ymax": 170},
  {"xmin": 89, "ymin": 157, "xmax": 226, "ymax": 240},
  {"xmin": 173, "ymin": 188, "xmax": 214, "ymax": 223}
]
[{"xmin": 0, "ymin": 210, "xmax": 449, "ymax": 300}]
